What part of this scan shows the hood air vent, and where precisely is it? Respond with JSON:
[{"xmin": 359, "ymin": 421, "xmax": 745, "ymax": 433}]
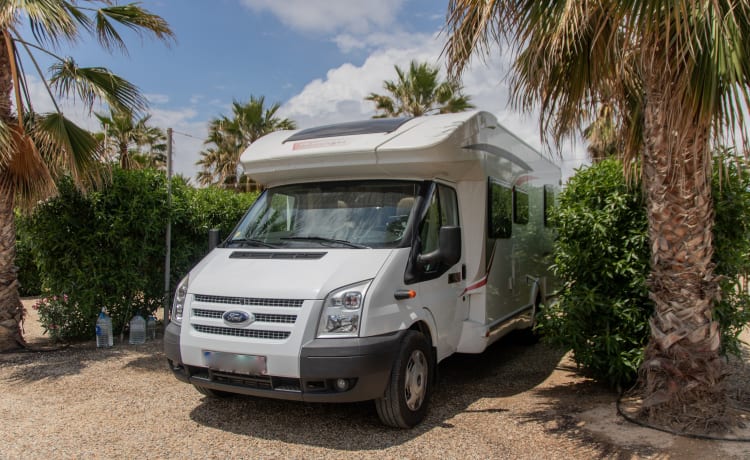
[{"xmin": 229, "ymin": 251, "xmax": 327, "ymax": 260}]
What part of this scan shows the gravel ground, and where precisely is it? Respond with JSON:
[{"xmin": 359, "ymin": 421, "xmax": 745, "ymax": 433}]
[{"xmin": 1, "ymin": 299, "xmax": 748, "ymax": 459}]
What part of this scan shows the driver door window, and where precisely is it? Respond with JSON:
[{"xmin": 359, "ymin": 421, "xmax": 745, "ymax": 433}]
[{"xmin": 419, "ymin": 185, "xmax": 459, "ymax": 270}]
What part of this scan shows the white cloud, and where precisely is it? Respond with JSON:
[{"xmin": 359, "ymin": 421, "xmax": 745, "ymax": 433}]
[
  {"xmin": 279, "ymin": 34, "xmax": 443, "ymax": 127},
  {"xmin": 332, "ymin": 31, "xmax": 433, "ymax": 54},
  {"xmin": 147, "ymin": 107, "xmax": 207, "ymax": 180},
  {"xmin": 240, "ymin": 0, "xmax": 404, "ymax": 34},
  {"xmin": 279, "ymin": 34, "xmax": 587, "ymax": 180},
  {"xmin": 145, "ymin": 93, "xmax": 169, "ymax": 104},
  {"xmin": 24, "ymin": 74, "xmax": 207, "ymax": 181}
]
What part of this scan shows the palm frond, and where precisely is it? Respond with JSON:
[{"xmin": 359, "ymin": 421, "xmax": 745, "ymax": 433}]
[
  {"xmin": 95, "ymin": 4, "xmax": 175, "ymax": 52},
  {"xmin": 48, "ymin": 59, "xmax": 147, "ymax": 113},
  {"xmin": 18, "ymin": 0, "xmax": 79, "ymax": 47},
  {"xmin": 94, "ymin": 9, "xmax": 128, "ymax": 54},
  {"xmin": 62, "ymin": 1, "xmax": 94, "ymax": 33},
  {"xmin": 0, "ymin": 119, "xmax": 16, "ymax": 171},
  {"xmin": 3, "ymin": 124, "xmax": 56, "ymax": 211},
  {"xmin": 31, "ymin": 112, "xmax": 107, "ymax": 188}
]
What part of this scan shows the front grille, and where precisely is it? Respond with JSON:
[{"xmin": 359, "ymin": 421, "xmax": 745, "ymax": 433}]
[
  {"xmin": 192, "ymin": 309, "xmax": 296, "ymax": 324},
  {"xmin": 192, "ymin": 309, "xmax": 223, "ymax": 319},
  {"xmin": 254, "ymin": 313, "xmax": 296, "ymax": 324},
  {"xmin": 193, "ymin": 324, "xmax": 290, "ymax": 340},
  {"xmin": 207, "ymin": 371, "xmax": 301, "ymax": 392},
  {"xmin": 194, "ymin": 294, "xmax": 303, "ymax": 308},
  {"xmin": 210, "ymin": 371, "xmax": 273, "ymax": 389}
]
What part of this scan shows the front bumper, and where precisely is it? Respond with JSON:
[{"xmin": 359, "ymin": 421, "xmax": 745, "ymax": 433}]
[{"xmin": 164, "ymin": 321, "xmax": 405, "ymax": 402}]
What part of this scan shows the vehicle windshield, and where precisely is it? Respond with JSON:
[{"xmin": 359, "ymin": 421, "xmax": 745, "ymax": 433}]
[{"xmin": 227, "ymin": 181, "xmax": 421, "ymax": 249}]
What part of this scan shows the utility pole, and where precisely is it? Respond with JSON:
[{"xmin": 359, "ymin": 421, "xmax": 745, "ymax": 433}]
[{"xmin": 163, "ymin": 127, "xmax": 173, "ymax": 334}]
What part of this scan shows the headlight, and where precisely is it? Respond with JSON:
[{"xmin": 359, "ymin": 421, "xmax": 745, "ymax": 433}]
[
  {"xmin": 171, "ymin": 275, "xmax": 189, "ymax": 325},
  {"xmin": 317, "ymin": 280, "xmax": 371, "ymax": 338}
]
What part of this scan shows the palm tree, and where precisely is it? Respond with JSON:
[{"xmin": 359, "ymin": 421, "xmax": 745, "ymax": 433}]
[
  {"xmin": 197, "ymin": 96, "xmax": 295, "ymax": 191},
  {"xmin": 583, "ymin": 100, "xmax": 619, "ymax": 163},
  {"xmin": 96, "ymin": 109, "xmax": 167, "ymax": 170},
  {"xmin": 444, "ymin": 1, "xmax": 750, "ymax": 429},
  {"xmin": 366, "ymin": 60, "xmax": 474, "ymax": 118},
  {"xmin": 0, "ymin": 2, "xmax": 173, "ymax": 351}
]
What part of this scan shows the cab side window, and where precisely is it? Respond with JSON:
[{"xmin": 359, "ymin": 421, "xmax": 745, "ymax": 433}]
[{"xmin": 418, "ymin": 185, "xmax": 459, "ymax": 268}]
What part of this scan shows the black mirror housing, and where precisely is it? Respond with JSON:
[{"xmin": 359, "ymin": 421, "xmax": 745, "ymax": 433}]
[
  {"xmin": 208, "ymin": 228, "xmax": 221, "ymax": 251},
  {"xmin": 438, "ymin": 226, "xmax": 461, "ymax": 267}
]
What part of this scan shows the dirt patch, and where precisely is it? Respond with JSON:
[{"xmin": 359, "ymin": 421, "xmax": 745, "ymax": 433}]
[{"xmin": 3, "ymin": 297, "xmax": 749, "ymax": 459}]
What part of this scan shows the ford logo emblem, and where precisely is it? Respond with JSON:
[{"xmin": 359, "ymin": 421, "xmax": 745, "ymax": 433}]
[{"xmin": 223, "ymin": 310, "xmax": 253, "ymax": 325}]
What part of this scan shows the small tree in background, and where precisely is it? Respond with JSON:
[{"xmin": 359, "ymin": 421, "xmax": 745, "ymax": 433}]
[
  {"xmin": 196, "ymin": 95, "xmax": 295, "ymax": 191},
  {"xmin": 95, "ymin": 109, "xmax": 167, "ymax": 170},
  {"xmin": 24, "ymin": 169, "xmax": 257, "ymax": 340},
  {"xmin": 366, "ymin": 60, "xmax": 474, "ymax": 118}
]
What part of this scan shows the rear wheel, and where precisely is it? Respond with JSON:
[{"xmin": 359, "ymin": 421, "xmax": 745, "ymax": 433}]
[{"xmin": 375, "ymin": 330, "xmax": 433, "ymax": 428}]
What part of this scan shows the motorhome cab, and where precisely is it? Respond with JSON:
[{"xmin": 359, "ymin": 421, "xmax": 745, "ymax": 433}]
[{"xmin": 165, "ymin": 111, "xmax": 561, "ymax": 428}]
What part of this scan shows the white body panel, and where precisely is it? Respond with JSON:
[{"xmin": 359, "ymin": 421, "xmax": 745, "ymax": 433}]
[{"xmin": 177, "ymin": 111, "xmax": 561, "ymax": 380}]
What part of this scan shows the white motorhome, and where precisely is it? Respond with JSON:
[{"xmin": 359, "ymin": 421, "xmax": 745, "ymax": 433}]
[{"xmin": 165, "ymin": 111, "xmax": 561, "ymax": 428}]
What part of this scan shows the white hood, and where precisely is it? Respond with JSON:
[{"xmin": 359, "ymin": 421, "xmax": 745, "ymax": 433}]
[{"xmin": 188, "ymin": 248, "xmax": 394, "ymax": 300}]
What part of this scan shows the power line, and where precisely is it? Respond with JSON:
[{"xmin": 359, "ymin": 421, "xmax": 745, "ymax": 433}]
[{"xmin": 171, "ymin": 129, "xmax": 203, "ymax": 140}]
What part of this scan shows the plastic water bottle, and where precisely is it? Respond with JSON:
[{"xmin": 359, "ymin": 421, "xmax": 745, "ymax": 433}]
[
  {"xmin": 146, "ymin": 315, "xmax": 157, "ymax": 341},
  {"xmin": 96, "ymin": 308, "xmax": 113, "ymax": 348},
  {"xmin": 129, "ymin": 314, "xmax": 146, "ymax": 345}
]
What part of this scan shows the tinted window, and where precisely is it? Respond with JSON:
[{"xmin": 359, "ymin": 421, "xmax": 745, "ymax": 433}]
[
  {"xmin": 514, "ymin": 188, "xmax": 529, "ymax": 225},
  {"xmin": 419, "ymin": 184, "xmax": 459, "ymax": 256},
  {"xmin": 544, "ymin": 184, "xmax": 556, "ymax": 227},
  {"xmin": 489, "ymin": 180, "xmax": 512, "ymax": 238}
]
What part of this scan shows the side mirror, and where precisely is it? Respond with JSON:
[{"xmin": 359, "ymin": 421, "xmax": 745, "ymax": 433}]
[
  {"xmin": 438, "ymin": 226, "xmax": 461, "ymax": 266},
  {"xmin": 208, "ymin": 228, "xmax": 221, "ymax": 251},
  {"xmin": 417, "ymin": 226, "xmax": 461, "ymax": 270}
]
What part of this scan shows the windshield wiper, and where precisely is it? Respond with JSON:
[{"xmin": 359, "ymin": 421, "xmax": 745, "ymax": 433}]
[
  {"xmin": 226, "ymin": 238, "xmax": 278, "ymax": 248},
  {"xmin": 280, "ymin": 236, "xmax": 370, "ymax": 249}
]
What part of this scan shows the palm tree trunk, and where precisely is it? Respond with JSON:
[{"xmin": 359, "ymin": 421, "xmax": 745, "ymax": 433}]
[
  {"xmin": 0, "ymin": 30, "xmax": 24, "ymax": 351},
  {"xmin": 639, "ymin": 74, "xmax": 725, "ymax": 425},
  {"xmin": 119, "ymin": 141, "xmax": 130, "ymax": 169},
  {"xmin": 0, "ymin": 181, "xmax": 24, "ymax": 350}
]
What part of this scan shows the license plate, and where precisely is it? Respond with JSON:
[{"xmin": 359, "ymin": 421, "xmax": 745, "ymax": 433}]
[{"xmin": 203, "ymin": 351, "xmax": 267, "ymax": 375}]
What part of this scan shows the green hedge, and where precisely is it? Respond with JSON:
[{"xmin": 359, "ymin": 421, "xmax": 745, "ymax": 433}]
[
  {"xmin": 538, "ymin": 157, "xmax": 750, "ymax": 387},
  {"xmin": 22, "ymin": 168, "xmax": 257, "ymax": 340}
]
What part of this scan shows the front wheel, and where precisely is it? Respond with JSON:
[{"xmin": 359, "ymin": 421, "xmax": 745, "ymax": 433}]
[{"xmin": 375, "ymin": 330, "xmax": 433, "ymax": 428}]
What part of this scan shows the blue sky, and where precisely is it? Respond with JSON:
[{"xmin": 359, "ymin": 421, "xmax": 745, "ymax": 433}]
[{"xmin": 24, "ymin": 0, "xmax": 585, "ymax": 179}]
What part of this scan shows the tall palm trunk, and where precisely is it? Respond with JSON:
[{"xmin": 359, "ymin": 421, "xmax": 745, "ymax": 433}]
[
  {"xmin": 639, "ymin": 71, "xmax": 725, "ymax": 422},
  {"xmin": 119, "ymin": 141, "xmax": 130, "ymax": 169},
  {"xmin": 0, "ymin": 30, "xmax": 24, "ymax": 350},
  {"xmin": 0, "ymin": 182, "xmax": 23, "ymax": 350}
]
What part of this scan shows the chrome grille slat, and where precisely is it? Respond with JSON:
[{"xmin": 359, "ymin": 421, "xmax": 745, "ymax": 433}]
[
  {"xmin": 254, "ymin": 313, "xmax": 297, "ymax": 324},
  {"xmin": 192, "ymin": 309, "xmax": 296, "ymax": 324},
  {"xmin": 193, "ymin": 324, "xmax": 290, "ymax": 340},
  {"xmin": 194, "ymin": 294, "xmax": 303, "ymax": 308},
  {"xmin": 192, "ymin": 309, "xmax": 223, "ymax": 319}
]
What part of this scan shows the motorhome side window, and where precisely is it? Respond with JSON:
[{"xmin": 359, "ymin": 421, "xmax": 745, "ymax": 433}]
[
  {"xmin": 543, "ymin": 184, "xmax": 556, "ymax": 227},
  {"xmin": 419, "ymin": 184, "xmax": 459, "ymax": 257},
  {"xmin": 488, "ymin": 180, "xmax": 512, "ymax": 238},
  {"xmin": 513, "ymin": 187, "xmax": 529, "ymax": 225}
]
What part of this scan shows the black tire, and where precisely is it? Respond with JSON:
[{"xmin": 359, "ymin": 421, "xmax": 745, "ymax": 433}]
[
  {"xmin": 375, "ymin": 330, "xmax": 433, "ymax": 428},
  {"xmin": 193, "ymin": 384, "xmax": 233, "ymax": 398}
]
